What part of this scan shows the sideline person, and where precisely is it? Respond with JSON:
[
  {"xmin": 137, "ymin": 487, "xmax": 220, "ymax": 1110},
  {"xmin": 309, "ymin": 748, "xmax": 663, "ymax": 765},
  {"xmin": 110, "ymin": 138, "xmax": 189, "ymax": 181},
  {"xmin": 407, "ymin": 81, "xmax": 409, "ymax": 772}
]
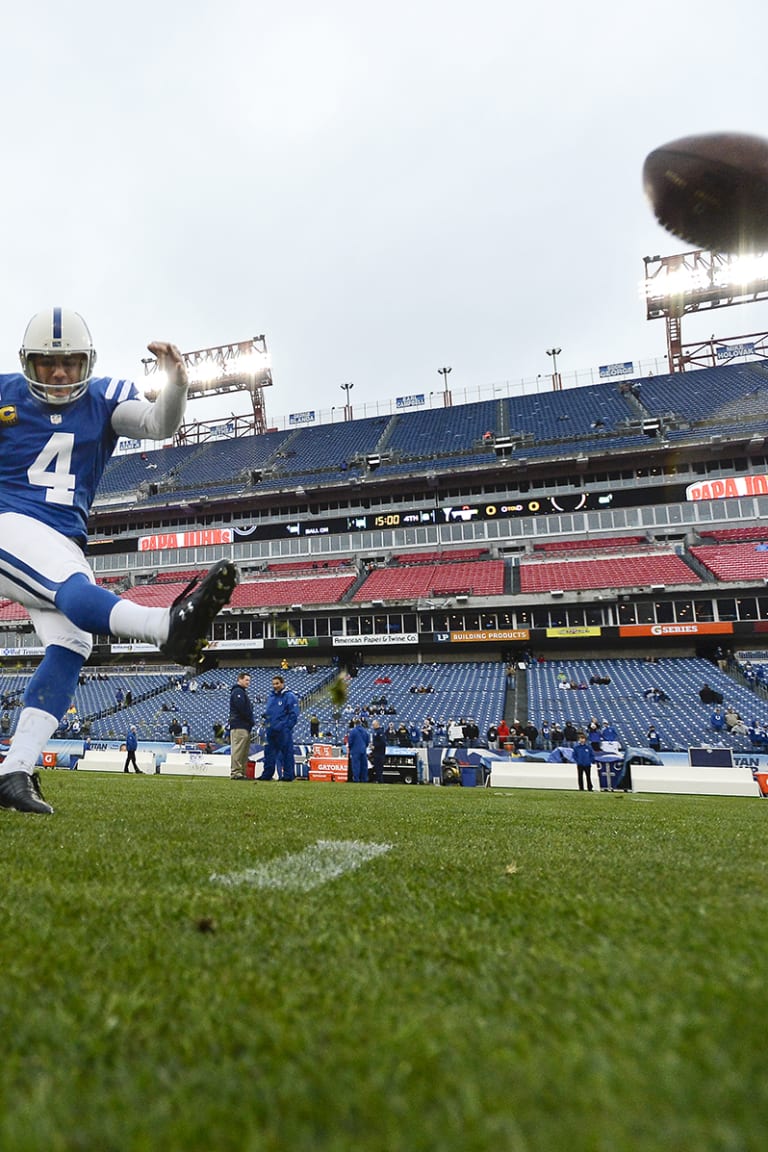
[
  {"xmin": 370, "ymin": 718, "xmax": 387, "ymax": 783},
  {"xmin": 229, "ymin": 671, "xmax": 255, "ymax": 780},
  {"xmin": 0, "ymin": 308, "xmax": 238, "ymax": 815},
  {"xmin": 573, "ymin": 733, "xmax": 595, "ymax": 792},
  {"xmin": 257, "ymin": 673, "xmax": 299, "ymax": 781},
  {"xmin": 123, "ymin": 725, "xmax": 143, "ymax": 774},
  {"xmin": 348, "ymin": 717, "xmax": 371, "ymax": 783}
]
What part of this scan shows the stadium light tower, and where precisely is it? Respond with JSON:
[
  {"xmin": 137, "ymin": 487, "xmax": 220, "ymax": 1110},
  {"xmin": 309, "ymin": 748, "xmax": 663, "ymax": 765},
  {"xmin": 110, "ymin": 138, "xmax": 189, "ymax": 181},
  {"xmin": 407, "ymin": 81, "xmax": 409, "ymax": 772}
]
[
  {"xmin": 340, "ymin": 381, "xmax": 354, "ymax": 421},
  {"xmin": 546, "ymin": 347, "xmax": 562, "ymax": 391},
  {"xmin": 642, "ymin": 249, "xmax": 768, "ymax": 372},
  {"xmin": 142, "ymin": 335, "xmax": 273, "ymax": 443},
  {"xmin": 437, "ymin": 365, "xmax": 453, "ymax": 407}
]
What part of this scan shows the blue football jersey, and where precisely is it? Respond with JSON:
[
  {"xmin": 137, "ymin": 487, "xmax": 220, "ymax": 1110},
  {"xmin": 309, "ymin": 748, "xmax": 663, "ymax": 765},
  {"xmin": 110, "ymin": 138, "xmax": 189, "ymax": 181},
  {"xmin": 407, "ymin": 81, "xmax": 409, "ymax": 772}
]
[{"xmin": 0, "ymin": 373, "xmax": 140, "ymax": 540}]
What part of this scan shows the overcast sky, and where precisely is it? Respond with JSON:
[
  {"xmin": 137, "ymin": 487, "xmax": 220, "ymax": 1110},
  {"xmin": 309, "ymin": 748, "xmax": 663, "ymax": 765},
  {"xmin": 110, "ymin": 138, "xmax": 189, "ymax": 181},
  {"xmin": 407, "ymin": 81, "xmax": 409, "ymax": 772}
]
[{"xmin": 3, "ymin": 0, "xmax": 767, "ymax": 425}]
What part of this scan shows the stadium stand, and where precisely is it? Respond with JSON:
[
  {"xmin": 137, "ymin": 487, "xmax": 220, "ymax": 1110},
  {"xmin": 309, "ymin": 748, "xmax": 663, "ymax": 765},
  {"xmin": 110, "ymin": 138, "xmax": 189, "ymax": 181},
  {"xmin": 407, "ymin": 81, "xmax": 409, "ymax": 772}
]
[
  {"xmin": 527, "ymin": 657, "xmax": 767, "ymax": 753},
  {"xmin": 689, "ymin": 542, "xmax": 768, "ymax": 582},
  {"xmin": 519, "ymin": 553, "xmax": 699, "ymax": 593},
  {"xmin": 353, "ymin": 560, "xmax": 505, "ymax": 601}
]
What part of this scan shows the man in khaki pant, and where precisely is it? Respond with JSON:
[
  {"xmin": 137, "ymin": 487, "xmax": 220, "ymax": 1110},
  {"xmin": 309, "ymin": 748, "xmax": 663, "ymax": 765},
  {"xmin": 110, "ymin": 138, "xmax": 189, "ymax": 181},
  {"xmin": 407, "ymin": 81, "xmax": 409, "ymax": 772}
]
[{"xmin": 229, "ymin": 671, "xmax": 255, "ymax": 780}]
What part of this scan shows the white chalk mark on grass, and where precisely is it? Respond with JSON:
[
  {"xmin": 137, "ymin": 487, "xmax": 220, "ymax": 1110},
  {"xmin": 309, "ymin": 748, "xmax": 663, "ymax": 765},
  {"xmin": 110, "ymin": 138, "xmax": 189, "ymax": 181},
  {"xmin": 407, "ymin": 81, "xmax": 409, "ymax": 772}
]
[{"xmin": 210, "ymin": 839, "xmax": 393, "ymax": 892}]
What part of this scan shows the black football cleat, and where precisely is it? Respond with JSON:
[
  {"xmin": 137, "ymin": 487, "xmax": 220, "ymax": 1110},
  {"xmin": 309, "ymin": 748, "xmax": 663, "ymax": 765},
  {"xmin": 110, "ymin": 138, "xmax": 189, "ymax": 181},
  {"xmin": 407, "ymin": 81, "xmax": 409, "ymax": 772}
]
[
  {"xmin": 0, "ymin": 770, "xmax": 54, "ymax": 815},
  {"xmin": 160, "ymin": 560, "xmax": 239, "ymax": 668}
]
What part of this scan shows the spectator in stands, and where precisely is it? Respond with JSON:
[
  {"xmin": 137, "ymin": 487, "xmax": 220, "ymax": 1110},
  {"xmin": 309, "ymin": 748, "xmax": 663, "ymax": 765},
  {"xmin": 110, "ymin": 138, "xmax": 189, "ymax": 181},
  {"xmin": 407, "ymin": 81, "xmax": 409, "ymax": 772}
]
[
  {"xmin": 370, "ymin": 719, "xmax": 387, "ymax": 783},
  {"xmin": 601, "ymin": 720, "xmax": 619, "ymax": 746},
  {"xmin": 539, "ymin": 721, "xmax": 552, "ymax": 751},
  {"xmin": 386, "ymin": 721, "xmax": 398, "ymax": 743},
  {"xmin": 396, "ymin": 722, "xmax": 413, "ymax": 747},
  {"xmin": 168, "ymin": 718, "xmax": 182, "ymax": 742},
  {"xmin": 710, "ymin": 707, "xmax": 725, "ymax": 733},
  {"xmin": 573, "ymin": 733, "xmax": 595, "ymax": 792},
  {"xmin": 228, "ymin": 672, "xmax": 254, "ymax": 780},
  {"xmin": 257, "ymin": 673, "xmax": 299, "ymax": 782},
  {"xmin": 123, "ymin": 725, "xmax": 143, "ymax": 774},
  {"xmin": 464, "ymin": 718, "xmax": 480, "ymax": 746},
  {"xmin": 0, "ymin": 711, "xmax": 10, "ymax": 736},
  {"xmin": 486, "ymin": 722, "xmax": 498, "ymax": 749},
  {"xmin": 115, "ymin": 687, "xmax": 124, "ymax": 708},
  {"xmin": 699, "ymin": 684, "xmax": 723, "ymax": 706},
  {"xmin": 724, "ymin": 706, "xmax": 749, "ymax": 737},
  {"xmin": 563, "ymin": 720, "xmax": 579, "ymax": 745},
  {"xmin": 497, "ymin": 719, "xmax": 510, "ymax": 747},
  {"xmin": 348, "ymin": 718, "xmax": 370, "ymax": 783},
  {"xmin": 587, "ymin": 720, "xmax": 602, "ymax": 752},
  {"xmin": 421, "ymin": 718, "xmax": 434, "ymax": 747},
  {"xmin": 124, "ymin": 688, "xmax": 133, "ymax": 708},
  {"xmin": 551, "ymin": 722, "xmax": 565, "ymax": 747},
  {"xmin": 646, "ymin": 723, "xmax": 662, "ymax": 752},
  {"xmin": 523, "ymin": 721, "xmax": 539, "ymax": 749},
  {"xmin": 447, "ymin": 719, "xmax": 464, "ymax": 746},
  {"xmin": 309, "ymin": 713, "xmax": 320, "ymax": 739}
]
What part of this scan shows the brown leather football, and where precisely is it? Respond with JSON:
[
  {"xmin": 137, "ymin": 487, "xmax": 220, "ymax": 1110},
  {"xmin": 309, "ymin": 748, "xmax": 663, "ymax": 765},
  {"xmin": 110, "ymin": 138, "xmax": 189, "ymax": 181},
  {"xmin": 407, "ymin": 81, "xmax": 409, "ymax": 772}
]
[{"xmin": 643, "ymin": 132, "xmax": 768, "ymax": 253}]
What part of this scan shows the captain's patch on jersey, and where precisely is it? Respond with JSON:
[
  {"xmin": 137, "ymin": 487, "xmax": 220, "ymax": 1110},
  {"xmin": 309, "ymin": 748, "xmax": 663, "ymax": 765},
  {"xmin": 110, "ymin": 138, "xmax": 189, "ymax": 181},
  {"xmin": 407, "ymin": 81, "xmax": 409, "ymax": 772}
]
[{"xmin": 0, "ymin": 405, "xmax": 18, "ymax": 425}]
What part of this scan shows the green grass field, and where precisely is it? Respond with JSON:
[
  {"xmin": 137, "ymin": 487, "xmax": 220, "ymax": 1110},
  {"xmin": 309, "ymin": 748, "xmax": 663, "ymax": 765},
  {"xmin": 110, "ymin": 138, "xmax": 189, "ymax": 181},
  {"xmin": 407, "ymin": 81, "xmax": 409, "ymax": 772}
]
[{"xmin": 1, "ymin": 773, "xmax": 766, "ymax": 1152}]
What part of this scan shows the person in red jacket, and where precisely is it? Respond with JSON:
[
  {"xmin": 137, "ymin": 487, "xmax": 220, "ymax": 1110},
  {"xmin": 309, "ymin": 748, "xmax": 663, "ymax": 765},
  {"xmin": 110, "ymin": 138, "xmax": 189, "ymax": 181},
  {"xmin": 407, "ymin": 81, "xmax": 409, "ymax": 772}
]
[{"xmin": 496, "ymin": 719, "xmax": 510, "ymax": 748}]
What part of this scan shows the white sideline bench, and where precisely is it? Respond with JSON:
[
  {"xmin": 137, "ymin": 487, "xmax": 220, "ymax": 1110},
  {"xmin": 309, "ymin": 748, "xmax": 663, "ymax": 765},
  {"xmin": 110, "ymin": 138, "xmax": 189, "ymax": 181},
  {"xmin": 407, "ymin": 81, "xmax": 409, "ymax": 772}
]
[
  {"xmin": 161, "ymin": 751, "xmax": 231, "ymax": 777},
  {"xmin": 629, "ymin": 763, "xmax": 760, "ymax": 797},
  {"xmin": 78, "ymin": 748, "xmax": 156, "ymax": 774},
  {"xmin": 490, "ymin": 759, "xmax": 583, "ymax": 791}
]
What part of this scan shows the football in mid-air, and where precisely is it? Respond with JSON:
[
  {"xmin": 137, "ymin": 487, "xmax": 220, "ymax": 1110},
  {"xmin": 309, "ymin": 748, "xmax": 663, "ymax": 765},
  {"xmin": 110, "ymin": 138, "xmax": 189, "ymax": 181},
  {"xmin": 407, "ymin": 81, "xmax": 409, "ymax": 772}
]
[{"xmin": 643, "ymin": 132, "xmax": 768, "ymax": 253}]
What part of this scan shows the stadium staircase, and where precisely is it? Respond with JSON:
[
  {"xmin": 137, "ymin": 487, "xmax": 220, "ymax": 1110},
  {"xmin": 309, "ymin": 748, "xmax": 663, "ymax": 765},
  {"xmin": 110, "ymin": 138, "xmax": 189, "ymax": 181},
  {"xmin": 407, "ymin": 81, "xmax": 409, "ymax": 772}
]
[
  {"xmin": 345, "ymin": 562, "xmax": 374, "ymax": 601},
  {"xmin": 508, "ymin": 665, "xmax": 527, "ymax": 725},
  {"xmin": 373, "ymin": 413, "xmax": 399, "ymax": 454},
  {"xmin": 682, "ymin": 546, "xmax": 718, "ymax": 583}
]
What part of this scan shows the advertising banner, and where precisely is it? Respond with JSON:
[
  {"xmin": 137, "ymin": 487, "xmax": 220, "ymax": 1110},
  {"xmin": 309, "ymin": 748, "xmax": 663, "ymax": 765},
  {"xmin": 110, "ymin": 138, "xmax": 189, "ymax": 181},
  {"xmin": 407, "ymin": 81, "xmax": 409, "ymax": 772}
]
[
  {"xmin": 332, "ymin": 634, "xmax": 418, "ymax": 646},
  {"xmin": 545, "ymin": 626, "xmax": 601, "ymax": 638},
  {"xmin": 618, "ymin": 622, "xmax": 733, "ymax": 638},
  {"xmin": 440, "ymin": 629, "xmax": 530, "ymax": 643}
]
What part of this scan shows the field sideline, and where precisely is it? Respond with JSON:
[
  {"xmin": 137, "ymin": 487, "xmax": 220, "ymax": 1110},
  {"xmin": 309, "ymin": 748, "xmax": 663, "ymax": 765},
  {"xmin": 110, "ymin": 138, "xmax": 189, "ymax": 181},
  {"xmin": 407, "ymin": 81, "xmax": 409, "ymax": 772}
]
[{"xmin": 1, "ymin": 773, "xmax": 766, "ymax": 1152}]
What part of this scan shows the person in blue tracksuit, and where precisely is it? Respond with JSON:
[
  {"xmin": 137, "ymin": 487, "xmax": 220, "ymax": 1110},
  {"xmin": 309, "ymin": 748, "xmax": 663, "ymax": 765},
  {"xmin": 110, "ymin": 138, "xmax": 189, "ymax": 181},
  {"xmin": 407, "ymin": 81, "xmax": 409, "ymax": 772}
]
[
  {"xmin": 572, "ymin": 733, "xmax": 595, "ymax": 792},
  {"xmin": 123, "ymin": 725, "xmax": 143, "ymax": 773},
  {"xmin": 348, "ymin": 719, "xmax": 371, "ymax": 783},
  {"xmin": 258, "ymin": 674, "xmax": 299, "ymax": 781}
]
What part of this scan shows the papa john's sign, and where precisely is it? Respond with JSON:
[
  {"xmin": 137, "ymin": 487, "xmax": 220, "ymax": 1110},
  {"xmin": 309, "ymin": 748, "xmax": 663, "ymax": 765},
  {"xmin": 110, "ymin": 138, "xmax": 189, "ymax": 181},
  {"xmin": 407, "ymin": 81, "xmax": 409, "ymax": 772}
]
[
  {"xmin": 138, "ymin": 528, "xmax": 233, "ymax": 551},
  {"xmin": 686, "ymin": 474, "xmax": 768, "ymax": 501}
]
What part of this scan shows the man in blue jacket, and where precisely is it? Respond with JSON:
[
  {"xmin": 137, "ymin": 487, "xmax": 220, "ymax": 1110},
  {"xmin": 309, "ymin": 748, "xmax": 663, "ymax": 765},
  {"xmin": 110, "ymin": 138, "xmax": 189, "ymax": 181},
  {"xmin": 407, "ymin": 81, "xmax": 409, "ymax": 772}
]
[
  {"xmin": 258, "ymin": 673, "xmax": 299, "ymax": 781},
  {"xmin": 123, "ymin": 725, "xmax": 143, "ymax": 773},
  {"xmin": 348, "ymin": 718, "xmax": 371, "ymax": 783},
  {"xmin": 573, "ymin": 732, "xmax": 595, "ymax": 792}
]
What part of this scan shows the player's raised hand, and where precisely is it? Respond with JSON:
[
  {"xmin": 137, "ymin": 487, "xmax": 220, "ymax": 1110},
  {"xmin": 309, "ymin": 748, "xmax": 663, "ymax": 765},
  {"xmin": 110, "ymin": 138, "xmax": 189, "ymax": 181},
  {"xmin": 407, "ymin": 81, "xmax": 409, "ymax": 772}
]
[{"xmin": 147, "ymin": 341, "xmax": 188, "ymax": 389}]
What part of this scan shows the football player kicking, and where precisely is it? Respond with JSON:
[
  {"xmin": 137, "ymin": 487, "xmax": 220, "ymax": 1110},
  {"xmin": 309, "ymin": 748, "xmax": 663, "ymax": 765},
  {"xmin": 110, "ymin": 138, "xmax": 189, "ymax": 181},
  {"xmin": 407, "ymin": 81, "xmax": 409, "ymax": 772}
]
[{"xmin": 0, "ymin": 308, "xmax": 239, "ymax": 814}]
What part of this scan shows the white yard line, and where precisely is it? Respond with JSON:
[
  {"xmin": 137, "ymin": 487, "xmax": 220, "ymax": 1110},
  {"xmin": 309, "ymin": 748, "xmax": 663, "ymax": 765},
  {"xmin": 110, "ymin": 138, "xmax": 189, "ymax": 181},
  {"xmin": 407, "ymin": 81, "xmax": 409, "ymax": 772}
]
[{"xmin": 210, "ymin": 839, "xmax": 393, "ymax": 892}]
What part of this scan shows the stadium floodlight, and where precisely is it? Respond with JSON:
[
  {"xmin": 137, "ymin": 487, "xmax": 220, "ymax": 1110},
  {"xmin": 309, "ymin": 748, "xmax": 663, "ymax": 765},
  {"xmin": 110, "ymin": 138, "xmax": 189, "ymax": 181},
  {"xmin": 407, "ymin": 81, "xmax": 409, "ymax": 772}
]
[
  {"xmin": 142, "ymin": 335, "xmax": 274, "ymax": 441},
  {"xmin": 643, "ymin": 250, "xmax": 768, "ymax": 317},
  {"xmin": 546, "ymin": 348, "xmax": 562, "ymax": 391},
  {"xmin": 437, "ymin": 365, "xmax": 453, "ymax": 407},
  {"xmin": 642, "ymin": 249, "xmax": 768, "ymax": 372},
  {"xmin": 340, "ymin": 381, "xmax": 354, "ymax": 421},
  {"xmin": 142, "ymin": 336, "xmax": 273, "ymax": 400}
]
